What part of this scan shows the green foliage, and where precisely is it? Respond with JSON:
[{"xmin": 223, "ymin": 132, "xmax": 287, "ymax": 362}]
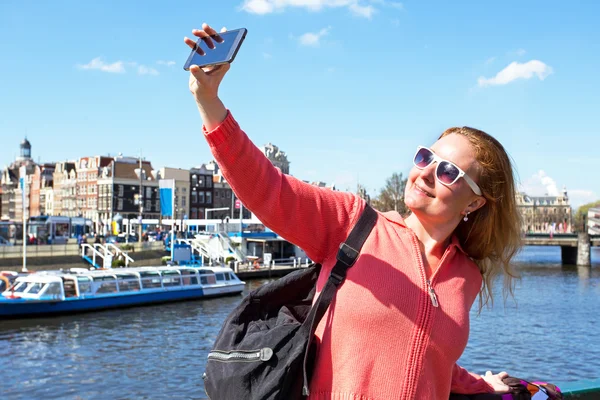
[
  {"xmin": 372, "ymin": 172, "xmax": 408, "ymax": 214},
  {"xmin": 120, "ymin": 244, "xmax": 134, "ymax": 251},
  {"xmin": 111, "ymin": 259, "xmax": 126, "ymax": 268},
  {"xmin": 573, "ymin": 200, "xmax": 600, "ymax": 232},
  {"xmin": 161, "ymin": 256, "xmax": 171, "ymax": 265}
]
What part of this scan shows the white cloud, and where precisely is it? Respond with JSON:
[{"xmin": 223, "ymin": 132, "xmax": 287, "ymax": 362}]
[
  {"xmin": 157, "ymin": 60, "xmax": 176, "ymax": 67},
  {"xmin": 137, "ymin": 65, "xmax": 159, "ymax": 76},
  {"xmin": 77, "ymin": 57, "xmax": 125, "ymax": 73},
  {"xmin": 569, "ymin": 189, "xmax": 598, "ymax": 209},
  {"xmin": 478, "ymin": 60, "xmax": 553, "ymax": 87},
  {"xmin": 240, "ymin": 0, "xmax": 385, "ymax": 18},
  {"xmin": 299, "ymin": 27, "xmax": 331, "ymax": 46},
  {"xmin": 520, "ymin": 170, "xmax": 559, "ymax": 196},
  {"xmin": 349, "ymin": 3, "xmax": 375, "ymax": 18},
  {"xmin": 77, "ymin": 58, "xmax": 159, "ymax": 76},
  {"xmin": 515, "ymin": 48, "xmax": 526, "ymax": 56}
]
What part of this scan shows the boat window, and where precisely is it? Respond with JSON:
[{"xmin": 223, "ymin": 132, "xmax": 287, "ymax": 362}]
[
  {"xmin": 180, "ymin": 270, "xmax": 199, "ymax": 285},
  {"xmin": 12, "ymin": 282, "xmax": 28, "ymax": 293},
  {"xmin": 141, "ymin": 277, "xmax": 162, "ymax": 289},
  {"xmin": 215, "ymin": 273, "xmax": 225, "ymax": 281},
  {"xmin": 96, "ymin": 281, "xmax": 118, "ymax": 294},
  {"xmin": 200, "ymin": 275, "xmax": 217, "ymax": 285},
  {"xmin": 43, "ymin": 282, "xmax": 62, "ymax": 297},
  {"xmin": 162, "ymin": 275, "xmax": 181, "ymax": 287},
  {"xmin": 224, "ymin": 273, "xmax": 231, "ymax": 281},
  {"xmin": 26, "ymin": 282, "xmax": 45, "ymax": 294},
  {"xmin": 140, "ymin": 271, "xmax": 160, "ymax": 278},
  {"xmin": 118, "ymin": 279, "xmax": 141, "ymax": 292},
  {"xmin": 77, "ymin": 277, "xmax": 93, "ymax": 293},
  {"xmin": 198, "ymin": 269, "xmax": 213, "ymax": 275}
]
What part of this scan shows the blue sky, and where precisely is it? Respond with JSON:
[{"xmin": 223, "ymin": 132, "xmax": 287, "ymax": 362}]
[{"xmin": 1, "ymin": 0, "xmax": 599, "ymax": 208}]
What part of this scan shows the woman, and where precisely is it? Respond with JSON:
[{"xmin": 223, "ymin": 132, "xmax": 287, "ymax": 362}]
[{"xmin": 185, "ymin": 24, "xmax": 521, "ymax": 400}]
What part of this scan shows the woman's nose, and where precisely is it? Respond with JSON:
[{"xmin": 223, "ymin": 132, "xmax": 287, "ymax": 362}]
[{"xmin": 419, "ymin": 162, "xmax": 437, "ymax": 185}]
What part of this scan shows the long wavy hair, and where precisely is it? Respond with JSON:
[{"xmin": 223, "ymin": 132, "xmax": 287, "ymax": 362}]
[{"xmin": 439, "ymin": 127, "xmax": 522, "ymax": 309}]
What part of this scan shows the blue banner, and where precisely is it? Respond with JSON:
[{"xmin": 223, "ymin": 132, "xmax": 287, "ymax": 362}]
[
  {"xmin": 159, "ymin": 187, "xmax": 173, "ymax": 217},
  {"xmin": 159, "ymin": 179, "xmax": 175, "ymax": 217}
]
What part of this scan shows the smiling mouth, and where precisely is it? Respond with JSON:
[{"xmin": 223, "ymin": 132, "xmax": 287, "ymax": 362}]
[{"xmin": 415, "ymin": 184, "xmax": 435, "ymax": 198}]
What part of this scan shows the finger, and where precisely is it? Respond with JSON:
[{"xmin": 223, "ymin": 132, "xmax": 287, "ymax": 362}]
[
  {"xmin": 202, "ymin": 23, "xmax": 224, "ymax": 44},
  {"xmin": 498, "ymin": 371, "xmax": 509, "ymax": 379},
  {"xmin": 205, "ymin": 62, "xmax": 230, "ymax": 77},
  {"xmin": 192, "ymin": 28, "xmax": 215, "ymax": 49},
  {"xmin": 184, "ymin": 37, "xmax": 205, "ymax": 56},
  {"xmin": 189, "ymin": 65, "xmax": 208, "ymax": 85},
  {"xmin": 485, "ymin": 371, "xmax": 493, "ymax": 377}
]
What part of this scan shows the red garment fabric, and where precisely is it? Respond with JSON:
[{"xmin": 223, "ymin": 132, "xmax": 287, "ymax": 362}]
[{"xmin": 203, "ymin": 112, "xmax": 494, "ymax": 399}]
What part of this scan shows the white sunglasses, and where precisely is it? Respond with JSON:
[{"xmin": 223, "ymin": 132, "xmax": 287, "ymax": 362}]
[{"xmin": 413, "ymin": 146, "xmax": 482, "ymax": 196}]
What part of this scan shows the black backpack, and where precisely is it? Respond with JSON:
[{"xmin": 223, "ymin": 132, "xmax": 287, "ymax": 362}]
[{"xmin": 202, "ymin": 205, "xmax": 378, "ymax": 400}]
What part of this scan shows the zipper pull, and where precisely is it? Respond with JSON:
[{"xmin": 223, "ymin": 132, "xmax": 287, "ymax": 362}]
[{"xmin": 427, "ymin": 280, "xmax": 439, "ymax": 308}]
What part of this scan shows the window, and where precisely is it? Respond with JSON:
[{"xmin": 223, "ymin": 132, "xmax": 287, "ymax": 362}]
[
  {"xmin": 145, "ymin": 200, "xmax": 152, "ymax": 211},
  {"xmin": 199, "ymin": 176, "xmax": 205, "ymax": 188},
  {"xmin": 182, "ymin": 197, "xmax": 186, "ymax": 207},
  {"xmin": 44, "ymin": 282, "xmax": 62, "ymax": 297},
  {"xmin": 226, "ymin": 191, "xmax": 231, "ymax": 198},
  {"xmin": 118, "ymin": 185, "xmax": 124, "ymax": 196},
  {"xmin": 215, "ymin": 273, "xmax": 225, "ymax": 281},
  {"xmin": 146, "ymin": 187, "xmax": 152, "ymax": 198},
  {"xmin": 117, "ymin": 199, "xmax": 123, "ymax": 210},
  {"xmin": 191, "ymin": 207, "xmax": 198, "ymax": 219},
  {"xmin": 192, "ymin": 174, "xmax": 198, "ymax": 185},
  {"xmin": 206, "ymin": 192, "xmax": 212, "ymax": 205},
  {"xmin": 192, "ymin": 192, "xmax": 198, "ymax": 203},
  {"xmin": 162, "ymin": 271, "xmax": 181, "ymax": 287},
  {"xmin": 207, "ymin": 179, "xmax": 212, "ymax": 188},
  {"xmin": 199, "ymin": 192, "xmax": 205, "ymax": 204}
]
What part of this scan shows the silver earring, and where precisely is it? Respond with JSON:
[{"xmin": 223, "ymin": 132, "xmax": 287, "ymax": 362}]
[{"xmin": 463, "ymin": 212, "xmax": 470, "ymax": 222}]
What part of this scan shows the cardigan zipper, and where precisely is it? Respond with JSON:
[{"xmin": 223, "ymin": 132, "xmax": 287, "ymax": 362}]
[{"xmin": 426, "ymin": 280, "xmax": 439, "ymax": 308}]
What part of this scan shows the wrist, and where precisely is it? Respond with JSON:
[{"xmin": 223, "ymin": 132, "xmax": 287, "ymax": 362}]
[{"xmin": 195, "ymin": 96, "xmax": 228, "ymax": 131}]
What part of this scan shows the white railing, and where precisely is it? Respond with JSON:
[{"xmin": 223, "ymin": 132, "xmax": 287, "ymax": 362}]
[
  {"xmin": 176, "ymin": 238, "xmax": 213, "ymax": 265},
  {"xmin": 101, "ymin": 243, "xmax": 135, "ymax": 267},
  {"xmin": 81, "ymin": 244, "xmax": 108, "ymax": 269},
  {"xmin": 218, "ymin": 232, "xmax": 246, "ymax": 262}
]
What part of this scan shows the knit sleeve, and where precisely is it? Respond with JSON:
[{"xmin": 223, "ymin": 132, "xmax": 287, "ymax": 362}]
[
  {"xmin": 450, "ymin": 363, "xmax": 495, "ymax": 395},
  {"xmin": 202, "ymin": 111, "xmax": 363, "ymax": 263}
]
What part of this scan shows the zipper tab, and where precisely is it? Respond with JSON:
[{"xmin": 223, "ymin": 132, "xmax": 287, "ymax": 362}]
[
  {"xmin": 426, "ymin": 280, "xmax": 439, "ymax": 308},
  {"xmin": 207, "ymin": 348, "xmax": 273, "ymax": 362}
]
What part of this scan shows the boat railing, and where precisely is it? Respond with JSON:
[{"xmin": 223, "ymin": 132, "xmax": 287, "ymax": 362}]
[
  {"xmin": 101, "ymin": 243, "xmax": 135, "ymax": 267},
  {"xmin": 81, "ymin": 244, "xmax": 108, "ymax": 269}
]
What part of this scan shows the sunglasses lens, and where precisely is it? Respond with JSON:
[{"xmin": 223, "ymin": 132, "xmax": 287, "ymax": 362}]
[
  {"xmin": 437, "ymin": 161, "xmax": 460, "ymax": 184},
  {"xmin": 414, "ymin": 148, "xmax": 434, "ymax": 168}
]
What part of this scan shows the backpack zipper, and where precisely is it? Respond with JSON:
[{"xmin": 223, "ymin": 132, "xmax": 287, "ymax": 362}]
[{"xmin": 207, "ymin": 348, "xmax": 273, "ymax": 362}]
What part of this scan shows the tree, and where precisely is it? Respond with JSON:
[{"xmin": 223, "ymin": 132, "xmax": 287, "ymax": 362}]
[
  {"xmin": 573, "ymin": 200, "xmax": 600, "ymax": 232},
  {"xmin": 372, "ymin": 172, "xmax": 408, "ymax": 214}
]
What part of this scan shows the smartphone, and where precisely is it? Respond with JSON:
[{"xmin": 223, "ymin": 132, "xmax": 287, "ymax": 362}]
[{"xmin": 183, "ymin": 28, "xmax": 247, "ymax": 70}]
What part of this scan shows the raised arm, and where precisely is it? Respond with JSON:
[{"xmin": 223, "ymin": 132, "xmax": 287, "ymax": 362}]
[{"xmin": 184, "ymin": 24, "xmax": 364, "ymax": 262}]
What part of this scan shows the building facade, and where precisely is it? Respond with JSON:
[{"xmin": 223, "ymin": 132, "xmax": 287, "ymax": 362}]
[
  {"xmin": 53, "ymin": 162, "xmax": 77, "ymax": 217},
  {"xmin": 189, "ymin": 165, "xmax": 214, "ymax": 220},
  {"xmin": 158, "ymin": 167, "xmax": 190, "ymax": 221},
  {"xmin": 260, "ymin": 143, "xmax": 290, "ymax": 174},
  {"xmin": 97, "ymin": 157, "xmax": 160, "ymax": 234},
  {"xmin": 1, "ymin": 139, "xmax": 37, "ymax": 221},
  {"xmin": 587, "ymin": 207, "xmax": 600, "ymax": 235},
  {"xmin": 516, "ymin": 188, "xmax": 572, "ymax": 234}
]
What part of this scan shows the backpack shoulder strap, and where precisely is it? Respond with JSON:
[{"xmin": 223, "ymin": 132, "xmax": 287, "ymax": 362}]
[{"xmin": 302, "ymin": 204, "xmax": 378, "ymax": 396}]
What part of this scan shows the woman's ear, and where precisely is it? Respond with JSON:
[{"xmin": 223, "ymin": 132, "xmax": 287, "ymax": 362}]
[{"xmin": 466, "ymin": 196, "xmax": 486, "ymax": 214}]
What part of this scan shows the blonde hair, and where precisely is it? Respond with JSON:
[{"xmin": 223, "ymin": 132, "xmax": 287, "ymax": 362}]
[{"xmin": 439, "ymin": 127, "xmax": 522, "ymax": 309}]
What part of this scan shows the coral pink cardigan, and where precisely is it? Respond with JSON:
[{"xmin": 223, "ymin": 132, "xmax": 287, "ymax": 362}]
[{"xmin": 203, "ymin": 112, "xmax": 494, "ymax": 400}]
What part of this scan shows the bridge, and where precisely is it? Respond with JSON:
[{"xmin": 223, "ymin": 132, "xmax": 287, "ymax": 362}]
[{"xmin": 523, "ymin": 233, "xmax": 599, "ymax": 266}]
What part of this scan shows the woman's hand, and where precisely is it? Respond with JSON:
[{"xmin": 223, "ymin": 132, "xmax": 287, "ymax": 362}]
[
  {"xmin": 184, "ymin": 23, "xmax": 230, "ymax": 104},
  {"xmin": 184, "ymin": 23, "xmax": 229, "ymax": 130},
  {"xmin": 483, "ymin": 370, "xmax": 510, "ymax": 394}
]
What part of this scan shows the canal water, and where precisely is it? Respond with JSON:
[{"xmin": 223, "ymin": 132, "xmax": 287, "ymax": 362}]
[{"xmin": 1, "ymin": 246, "xmax": 599, "ymax": 399}]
